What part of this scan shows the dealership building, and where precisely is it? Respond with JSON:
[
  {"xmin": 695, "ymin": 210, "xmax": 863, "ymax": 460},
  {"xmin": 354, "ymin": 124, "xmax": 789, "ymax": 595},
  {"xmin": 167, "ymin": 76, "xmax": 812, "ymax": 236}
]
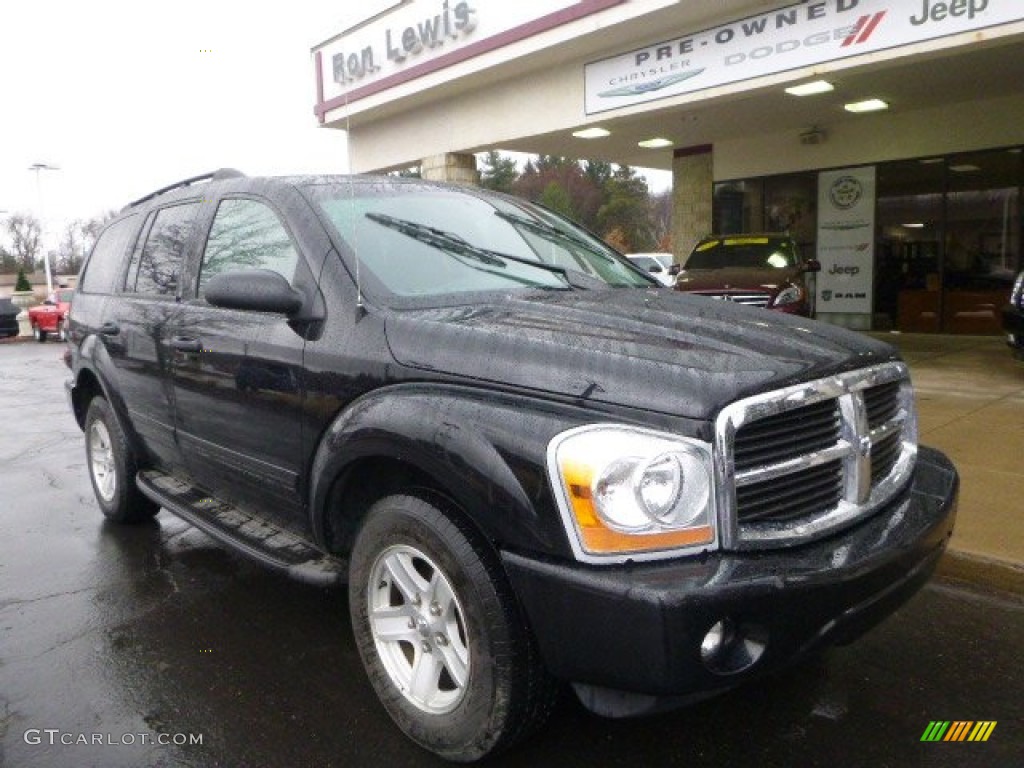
[{"xmin": 313, "ymin": 0, "xmax": 1024, "ymax": 333}]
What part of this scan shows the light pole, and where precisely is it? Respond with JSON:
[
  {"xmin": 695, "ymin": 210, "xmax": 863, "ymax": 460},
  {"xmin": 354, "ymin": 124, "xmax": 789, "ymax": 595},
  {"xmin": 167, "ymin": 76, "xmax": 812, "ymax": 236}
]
[{"xmin": 29, "ymin": 162, "xmax": 60, "ymax": 296}]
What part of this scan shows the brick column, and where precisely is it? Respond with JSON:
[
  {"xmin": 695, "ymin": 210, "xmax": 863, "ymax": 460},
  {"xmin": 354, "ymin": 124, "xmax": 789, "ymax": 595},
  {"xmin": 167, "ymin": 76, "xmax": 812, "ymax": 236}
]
[
  {"xmin": 671, "ymin": 145, "xmax": 713, "ymax": 261},
  {"xmin": 419, "ymin": 153, "xmax": 480, "ymax": 185}
]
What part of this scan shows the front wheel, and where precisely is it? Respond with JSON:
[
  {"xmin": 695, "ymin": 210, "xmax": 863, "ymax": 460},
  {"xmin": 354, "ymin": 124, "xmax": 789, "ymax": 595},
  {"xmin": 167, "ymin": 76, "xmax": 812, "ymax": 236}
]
[
  {"xmin": 57, "ymin": 320, "xmax": 67, "ymax": 342},
  {"xmin": 84, "ymin": 397, "xmax": 159, "ymax": 523},
  {"xmin": 33, "ymin": 325, "xmax": 47, "ymax": 343},
  {"xmin": 349, "ymin": 495, "xmax": 557, "ymax": 762}
]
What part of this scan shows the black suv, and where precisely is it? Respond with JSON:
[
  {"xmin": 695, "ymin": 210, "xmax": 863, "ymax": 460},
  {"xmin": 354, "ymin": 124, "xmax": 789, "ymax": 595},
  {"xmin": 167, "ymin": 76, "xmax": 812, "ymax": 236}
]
[{"xmin": 66, "ymin": 170, "xmax": 958, "ymax": 761}]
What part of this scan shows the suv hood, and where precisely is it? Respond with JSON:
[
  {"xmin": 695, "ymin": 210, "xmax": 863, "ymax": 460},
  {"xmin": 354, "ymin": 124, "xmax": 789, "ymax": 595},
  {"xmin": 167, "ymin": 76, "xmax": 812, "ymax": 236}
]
[
  {"xmin": 675, "ymin": 267, "xmax": 798, "ymax": 293},
  {"xmin": 384, "ymin": 288, "xmax": 896, "ymax": 421}
]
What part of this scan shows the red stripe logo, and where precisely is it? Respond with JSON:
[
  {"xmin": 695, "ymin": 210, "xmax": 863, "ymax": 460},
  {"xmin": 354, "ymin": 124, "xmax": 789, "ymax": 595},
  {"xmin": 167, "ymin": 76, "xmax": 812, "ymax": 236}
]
[{"xmin": 842, "ymin": 11, "xmax": 887, "ymax": 47}]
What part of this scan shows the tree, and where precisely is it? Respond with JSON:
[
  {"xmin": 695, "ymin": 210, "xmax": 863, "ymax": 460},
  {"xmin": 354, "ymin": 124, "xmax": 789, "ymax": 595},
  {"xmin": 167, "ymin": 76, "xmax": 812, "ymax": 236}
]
[
  {"xmin": 5, "ymin": 213, "xmax": 42, "ymax": 272},
  {"xmin": 15, "ymin": 268, "xmax": 32, "ymax": 292},
  {"xmin": 596, "ymin": 165, "xmax": 657, "ymax": 252},
  {"xmin": 0, "ymin": 245, "xmax": 16, "ymax": 274},
  {"xmin": 538, "ymin": 182, "xmax": 576, "ymax": 220},
  {"xmin": 479, "ymin": 151, "xmax": 518, "ymax": 194}
]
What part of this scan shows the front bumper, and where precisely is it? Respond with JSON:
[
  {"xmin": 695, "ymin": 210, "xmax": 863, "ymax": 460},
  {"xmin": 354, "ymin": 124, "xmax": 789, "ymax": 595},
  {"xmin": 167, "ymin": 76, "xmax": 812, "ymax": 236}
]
[{"xmin": 502, "ymin": 446, "xmax": 957, "ymax": 714}]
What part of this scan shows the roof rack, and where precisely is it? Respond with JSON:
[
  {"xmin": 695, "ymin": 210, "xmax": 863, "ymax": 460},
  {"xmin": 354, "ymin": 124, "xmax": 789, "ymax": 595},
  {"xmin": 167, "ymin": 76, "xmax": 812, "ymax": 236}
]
[{"xmin": 124, "ymin": 168, "xmax": 245, "ymax": 210}]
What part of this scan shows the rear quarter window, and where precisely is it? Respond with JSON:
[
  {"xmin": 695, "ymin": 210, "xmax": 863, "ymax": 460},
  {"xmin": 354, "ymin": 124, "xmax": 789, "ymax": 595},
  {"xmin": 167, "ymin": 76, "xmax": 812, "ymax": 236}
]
[{"xmin": 78, "ymin": 214, "xmax": 141, "ymax": 294}]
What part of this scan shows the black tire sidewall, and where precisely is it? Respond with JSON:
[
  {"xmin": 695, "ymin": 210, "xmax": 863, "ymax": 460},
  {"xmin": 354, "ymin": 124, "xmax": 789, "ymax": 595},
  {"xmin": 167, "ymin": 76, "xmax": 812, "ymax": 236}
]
[
  {"xmin": 349, "ymin": 497, "xmax": 513, "ymax": 762},
  {"xmin": 83, "ymin": 397, "xmax": 155, "ymax": 524}
]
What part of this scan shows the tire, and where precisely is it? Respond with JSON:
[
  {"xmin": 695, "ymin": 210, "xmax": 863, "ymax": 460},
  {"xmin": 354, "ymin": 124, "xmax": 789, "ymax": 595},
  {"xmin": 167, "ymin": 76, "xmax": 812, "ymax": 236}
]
[
  {"xmin": 57, "ymin": 320, "xmax": 67, "ymax": 342},
  {"xmin": 349, "ymin": 495, "xmax": 557, "ymax": 762},
  {"xmin": 84, "ymin": 397, "xmax": 159, "ymax": 523},
  {"xmin": 33, "ymin": 325, "xmax": 47, "ymax": 343}
]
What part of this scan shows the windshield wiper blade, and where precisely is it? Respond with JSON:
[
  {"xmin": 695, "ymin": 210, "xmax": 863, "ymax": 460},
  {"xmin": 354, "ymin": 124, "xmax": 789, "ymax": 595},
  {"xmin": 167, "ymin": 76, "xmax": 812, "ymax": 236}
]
[
  {"xmin": 365, "ymin": 212, "xmax": 571, "ymax": 279},
  {"xmin": 494, "ymin": 210, "xmax": 616, "ymax": 264}
]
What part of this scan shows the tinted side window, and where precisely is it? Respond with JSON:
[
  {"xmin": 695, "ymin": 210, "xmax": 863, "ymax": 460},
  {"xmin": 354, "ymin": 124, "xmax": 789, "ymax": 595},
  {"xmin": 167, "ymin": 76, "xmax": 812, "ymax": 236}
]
[
  {"xmin": 198, "ymin": 199, "xmax": 298, "ymax": 297},
  {"xmin": 128, "ymin": 203, "xmax": 200, "ymax": 296},
  {"xmin": 79, "ymin": 215, "xmax": 140, "ymax": 294}
]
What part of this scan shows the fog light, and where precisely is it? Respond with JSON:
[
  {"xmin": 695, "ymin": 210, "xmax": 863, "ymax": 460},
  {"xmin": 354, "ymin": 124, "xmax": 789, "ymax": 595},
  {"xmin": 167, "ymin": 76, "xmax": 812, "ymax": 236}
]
[
  {"xmin": 699, "ymin": 618, "xmax": 768, "ymax": 675},
  {"xmin": 700, "ymin": 620, "xmax": 731, "ymax": 663}
]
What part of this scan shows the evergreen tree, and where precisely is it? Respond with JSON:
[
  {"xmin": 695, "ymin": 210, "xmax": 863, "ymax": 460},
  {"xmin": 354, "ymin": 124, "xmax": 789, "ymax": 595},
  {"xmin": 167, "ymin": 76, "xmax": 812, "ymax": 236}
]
[
  {"xmin": 479, "ymin": 151, "xmax": 519, "ymax": 193},
  {"xmin": 15, "ymin": 268, "xmax": 32, "ymax": 292}
]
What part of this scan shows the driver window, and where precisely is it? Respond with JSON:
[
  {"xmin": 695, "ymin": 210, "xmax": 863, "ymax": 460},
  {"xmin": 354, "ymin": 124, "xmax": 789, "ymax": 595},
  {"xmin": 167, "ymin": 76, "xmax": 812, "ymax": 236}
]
[{"xmin": 199, "ymin": 199, "xmax": 299, "ymax": 298}]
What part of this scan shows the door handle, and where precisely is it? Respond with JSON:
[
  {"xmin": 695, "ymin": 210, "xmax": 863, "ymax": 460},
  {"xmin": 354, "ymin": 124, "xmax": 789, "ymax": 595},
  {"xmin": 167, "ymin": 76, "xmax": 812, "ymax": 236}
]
[
  {"xmin": 99, "ymin": 322, "xmax": 120, "ymax": 336},
  {"xmin": 171, "ymin": 336, "xmax": 202, "ymax": 353}
]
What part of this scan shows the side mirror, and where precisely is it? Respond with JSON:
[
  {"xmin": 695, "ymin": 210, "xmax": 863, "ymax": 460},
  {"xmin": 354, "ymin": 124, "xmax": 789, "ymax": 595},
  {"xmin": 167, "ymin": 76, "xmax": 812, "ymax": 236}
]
[
  {"xmin": 804, "ymin": 259, "xmax": 822, "ymax": 274},
  {"xmin": 668, "ymin": 264, "xmax": 681, "ymax": 276},
  {"xmin": 205, "ymin": 269, "xmax": 303, "ymax": 315}
]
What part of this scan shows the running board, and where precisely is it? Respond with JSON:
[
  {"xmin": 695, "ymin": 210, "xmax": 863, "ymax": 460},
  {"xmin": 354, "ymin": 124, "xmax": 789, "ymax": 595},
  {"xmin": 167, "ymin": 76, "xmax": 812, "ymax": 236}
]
[{"xmin": 136, "ymin": 469, "xmax": 346, "ymax": 587}]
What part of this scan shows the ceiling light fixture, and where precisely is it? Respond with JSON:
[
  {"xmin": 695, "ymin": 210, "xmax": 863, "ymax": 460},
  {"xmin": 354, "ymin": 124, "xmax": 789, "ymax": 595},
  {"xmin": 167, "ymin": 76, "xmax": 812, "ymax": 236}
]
[
  {"xmin": 572, "ymin": 127, "xmax": 610, "ymax": 139},
  {"xmin": 638, "ymin": 137, "xmax": 673, "ymax": 148},
  {"xmin": 844, "ymin": 98, "xmax": 888, "ymax": 113},
  {"xmin": 785, "ymin": 80, "xmax": 834, "ymax": 96},
  {"xmin": 949, "ymin": 164, "xmax": 980, "ymax": 173},
  {"xmin": 902, "ymin": 223, "xmax": 926, "ymax": 228}
]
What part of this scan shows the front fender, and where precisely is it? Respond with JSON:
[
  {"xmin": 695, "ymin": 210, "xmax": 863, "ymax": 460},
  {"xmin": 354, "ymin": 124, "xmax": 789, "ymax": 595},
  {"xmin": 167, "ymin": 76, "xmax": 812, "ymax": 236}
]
[{"xmin": 308, "ymin": 383, "xmax": 603, "ymax": 560}]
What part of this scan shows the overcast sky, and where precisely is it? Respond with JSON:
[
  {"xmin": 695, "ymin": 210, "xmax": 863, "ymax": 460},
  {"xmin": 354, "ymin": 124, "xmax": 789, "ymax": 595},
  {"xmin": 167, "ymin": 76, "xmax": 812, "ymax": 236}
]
[
  {"xmin": 1, "ymin": 1, "xmax": 351, "ymax": 250},
  {"xmin": 1, "ymin": 2, "xmax": 670, "ymax": 256}
]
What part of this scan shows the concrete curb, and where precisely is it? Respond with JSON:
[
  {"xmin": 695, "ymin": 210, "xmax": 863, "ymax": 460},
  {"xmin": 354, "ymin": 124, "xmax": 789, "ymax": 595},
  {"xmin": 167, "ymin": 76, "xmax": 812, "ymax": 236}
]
[{"xmin": 937, "ymin": 549, "xmax": 1024, "ymax": 596}]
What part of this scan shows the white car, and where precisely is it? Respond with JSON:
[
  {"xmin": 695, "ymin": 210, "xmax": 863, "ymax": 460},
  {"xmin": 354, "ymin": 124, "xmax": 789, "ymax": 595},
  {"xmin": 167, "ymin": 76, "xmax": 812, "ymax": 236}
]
[{"xmin": 626, "ymin": 253, "xmax": 678, "ymax": 287}]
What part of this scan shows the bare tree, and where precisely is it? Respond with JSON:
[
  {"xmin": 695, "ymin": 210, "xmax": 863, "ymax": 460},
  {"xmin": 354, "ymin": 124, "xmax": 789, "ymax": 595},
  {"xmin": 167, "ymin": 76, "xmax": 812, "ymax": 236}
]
[{"xmin": 5, "ymin": 213, "xmax": 42, "ymax": 272}]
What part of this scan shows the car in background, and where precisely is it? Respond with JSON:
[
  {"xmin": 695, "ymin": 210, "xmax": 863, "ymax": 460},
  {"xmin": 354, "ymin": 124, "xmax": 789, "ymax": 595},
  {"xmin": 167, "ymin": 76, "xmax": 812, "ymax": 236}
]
[
  {"xmin": 0, "ymin": 297, "xmax": 20, "ymax": 339},
  {"xmin": 1003, "ymin": 269, "xmax": 1024, "ymax": 359},
  {"xmin": 27, "ymin": 288, "xmax": 73, "ymax": 342},
  {"xmin": 626, "ymin": 252, "xmax": 678, "ymax": 287},
  {"xmin": 674, "ymin": 234, "xmax": 819, "ymax": 316}
]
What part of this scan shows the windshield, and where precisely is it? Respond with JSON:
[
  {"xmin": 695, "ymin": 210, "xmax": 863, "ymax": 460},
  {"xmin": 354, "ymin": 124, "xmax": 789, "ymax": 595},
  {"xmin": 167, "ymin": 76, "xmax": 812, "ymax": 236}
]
[
  {"xmin": 685, "ymin": 237, "xmax": 798, "ymax": 270},
  {"xmin": 308, "ymin": 182, "xmax": 653, "ymax": 299}
]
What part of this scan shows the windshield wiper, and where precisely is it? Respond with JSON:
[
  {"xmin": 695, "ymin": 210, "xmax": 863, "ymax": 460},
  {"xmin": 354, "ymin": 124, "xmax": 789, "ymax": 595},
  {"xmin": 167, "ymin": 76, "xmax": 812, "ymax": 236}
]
[
  {"xmin": 494, "ymin": 210, "xmax": 617, "ymax": 264},
  {"xmin": 365, "ymin": 212, "xmax": 571, "ymax": 280}
]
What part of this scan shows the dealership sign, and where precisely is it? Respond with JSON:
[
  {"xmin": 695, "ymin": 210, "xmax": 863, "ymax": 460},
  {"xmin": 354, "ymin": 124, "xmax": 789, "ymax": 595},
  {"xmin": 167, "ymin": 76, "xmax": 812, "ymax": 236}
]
[
  {"xmin": 585, "ymin": 0, "xmax": 1024, "ymax": 113},
  {"xmin": 315, "ymin": 0, "xmax": 583, "ymax": 103},
  {"xmin": 816, "ymin": 167, "xmax": 876, "ymax": 315}
]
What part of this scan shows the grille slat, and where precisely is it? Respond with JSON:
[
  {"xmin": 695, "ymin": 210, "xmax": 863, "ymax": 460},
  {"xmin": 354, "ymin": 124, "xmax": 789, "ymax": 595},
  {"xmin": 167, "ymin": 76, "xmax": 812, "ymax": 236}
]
[
  {"xmin": 865, "ymin": 382, "xmax": 901, "ymax": 428},
  {"xmin": 734, "ymin": 401, "xmax": 840, "ymax": 471},
  {"xmin": 737, "ymin": 462, "xmax": 843, "ymax": 522}
]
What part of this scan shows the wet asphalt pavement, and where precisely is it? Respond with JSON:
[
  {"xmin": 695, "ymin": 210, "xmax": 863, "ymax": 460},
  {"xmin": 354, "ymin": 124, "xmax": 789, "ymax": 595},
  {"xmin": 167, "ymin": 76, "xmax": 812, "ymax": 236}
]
[{"xmin": 1, "ymin": 340, "xmax": 1022, "ymax": 768}]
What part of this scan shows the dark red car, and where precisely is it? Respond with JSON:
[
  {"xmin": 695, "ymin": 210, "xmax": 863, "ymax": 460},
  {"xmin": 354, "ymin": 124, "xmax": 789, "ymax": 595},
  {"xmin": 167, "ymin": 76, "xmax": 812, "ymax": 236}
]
[
  {"xmin": 28, "ymin": 288, "xmax": 73, "ymax": 342},
  {"xmin": 675, "ymin": 234, "xmax": 819, "ymax": 317}
]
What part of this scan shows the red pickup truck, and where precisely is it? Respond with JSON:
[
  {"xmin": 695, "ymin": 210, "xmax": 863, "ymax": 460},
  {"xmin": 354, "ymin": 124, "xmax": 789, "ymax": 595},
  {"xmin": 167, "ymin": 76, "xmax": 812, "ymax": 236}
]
[{"xmin": 28, "ymin": 289, "xmax": 73, "ymax": 342}]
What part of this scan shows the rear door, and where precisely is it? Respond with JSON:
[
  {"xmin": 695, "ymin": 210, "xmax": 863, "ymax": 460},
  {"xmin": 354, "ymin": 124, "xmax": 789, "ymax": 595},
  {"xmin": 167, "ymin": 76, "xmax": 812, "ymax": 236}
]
[
  {"xmin": 103, "ymin": 201, "xmax": 203, "ymax": 471},
  {"xmin": 167, "ymin": 194, "xmax": 318, "ymax": 525}
]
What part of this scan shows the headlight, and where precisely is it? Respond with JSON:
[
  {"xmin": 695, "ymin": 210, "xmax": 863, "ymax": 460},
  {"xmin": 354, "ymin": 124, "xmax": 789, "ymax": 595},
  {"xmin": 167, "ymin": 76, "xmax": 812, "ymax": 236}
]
[
  {"xmin": 773, "ymin": 284, "xmax": 803, "ymax": 307},
  {"xmin": 547, "ymin": 425, "xmax": 716, "ymax": 561}
]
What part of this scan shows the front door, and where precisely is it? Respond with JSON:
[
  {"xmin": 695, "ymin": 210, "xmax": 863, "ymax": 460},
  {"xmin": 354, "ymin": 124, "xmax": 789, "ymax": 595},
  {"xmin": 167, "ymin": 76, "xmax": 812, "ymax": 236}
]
[{"xmin": 168, "ymin": 197, "xmax": 309, "ymax": 524}]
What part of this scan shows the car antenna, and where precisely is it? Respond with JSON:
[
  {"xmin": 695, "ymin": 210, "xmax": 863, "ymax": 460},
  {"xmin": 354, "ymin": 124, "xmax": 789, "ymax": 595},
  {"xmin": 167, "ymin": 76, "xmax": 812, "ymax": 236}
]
[{"xmin": 342, "ymin": 81, "xmax": 364, "ymax": 312}]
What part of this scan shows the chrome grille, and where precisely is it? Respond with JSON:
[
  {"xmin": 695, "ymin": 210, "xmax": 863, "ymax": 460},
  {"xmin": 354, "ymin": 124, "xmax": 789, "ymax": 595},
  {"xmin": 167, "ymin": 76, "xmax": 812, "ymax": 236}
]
[
  {"xmin": 715, "ymin": 363, "xmax": 917, "ymax": 549},
  {"xmin": 694, "ymin": 291, "xmax": 771, "ymax": 308}
]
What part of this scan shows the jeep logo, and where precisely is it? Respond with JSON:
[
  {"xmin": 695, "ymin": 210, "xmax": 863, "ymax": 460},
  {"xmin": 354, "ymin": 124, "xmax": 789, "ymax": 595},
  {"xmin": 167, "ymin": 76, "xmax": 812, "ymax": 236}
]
[
  {"xmin": 829, "ymin": 264, "xmax": 861, "ymax": 275},
  {"xmin": 910, "ymin": 0, "xmax": 988, "ymax": 26}
]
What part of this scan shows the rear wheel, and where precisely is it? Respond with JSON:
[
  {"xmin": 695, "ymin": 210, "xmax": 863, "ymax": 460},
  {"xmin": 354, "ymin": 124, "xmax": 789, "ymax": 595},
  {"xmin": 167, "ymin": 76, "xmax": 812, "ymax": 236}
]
[
  {"xmin": 349, "ymin": 495, "xmax": 557, "ymax": 762},
  {"xmin": 57, "ymin": 320, "xmax": 66, "ymax": 342},
  {"xmin": 33, "ymin": 325, "xmax": 47, "ymax": 343},
  {"xmin": 84, "ymin": 397, "xmax": 159, "ymax": 523}
]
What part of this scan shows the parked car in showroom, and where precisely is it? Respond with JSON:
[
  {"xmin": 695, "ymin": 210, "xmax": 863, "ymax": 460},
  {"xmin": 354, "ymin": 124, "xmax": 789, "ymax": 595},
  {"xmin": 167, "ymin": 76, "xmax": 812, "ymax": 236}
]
[
  {"xmin": 27, "ymin": 288, "xmax": 73, "ymax": 342},
  {"xmin": 675, "ymin": 234, "xmax": 819, "ymax": 316},
  {"xmin": 626, "ymin": 252, "xmax": 679, "ymax": 287},
  {"xmin": 1003, "ymin": 269, "xmax": 1024, "ymax": 358},
  {"xmin": 65, "ymin": 170, "xmax": 957, "ymax": 762},
  {"xmin": 0, "ymin": 297, "xmax": 20, "ymax": 339}
]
